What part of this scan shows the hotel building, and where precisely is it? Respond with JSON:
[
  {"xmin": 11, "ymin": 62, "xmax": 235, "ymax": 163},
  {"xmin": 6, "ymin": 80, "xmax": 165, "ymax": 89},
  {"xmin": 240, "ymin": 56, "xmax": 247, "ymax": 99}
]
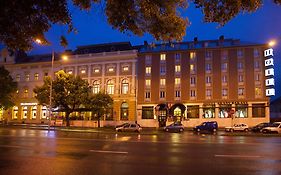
[{"xmin": 137, "ymin": 38, "xmax": 270, "ymax": 127}]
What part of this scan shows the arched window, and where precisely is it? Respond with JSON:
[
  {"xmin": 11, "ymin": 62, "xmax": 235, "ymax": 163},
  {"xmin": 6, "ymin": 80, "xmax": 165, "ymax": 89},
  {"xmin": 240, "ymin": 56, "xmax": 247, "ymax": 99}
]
[
  {"xmin": 13, "ymin": 106, "xmax": 18, "ymax": 119},
  {"xmin": 41, "ymin": 106, "xmax": 47, "ymax": 119},
  {"xmin": 107, "ymin": 80, "xmax": 114, "ymax": 94},
  {"xmin": 121, "ymin": 79, "xmax": 129, "ymax": 94},
  {"xmin": 22, "ymin": 106, "xmax": 28, "ymax": 119},
  {"xmin": 174, "ymin": 107, "xmax": 181, "ymax": 116},
  {"xmin": 93, "ymin": 80, "xmax": 100, "ymax": 94},
  {"xmin": 120, "ymin": 102, "xmax": 129, "ymax": 120},
  {"xmin": 32, "ymin": 106, "xmax": 37, "ymax": 119}
]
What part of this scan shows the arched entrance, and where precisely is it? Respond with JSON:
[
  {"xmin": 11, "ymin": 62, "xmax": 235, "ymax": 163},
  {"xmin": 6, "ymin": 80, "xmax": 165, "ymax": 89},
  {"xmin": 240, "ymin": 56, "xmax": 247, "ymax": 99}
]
[
  {"xmin": 169, "ymin": 103, "xmax": 186, "ymax": 122},
  {"xmin": 155, "ymin": 103, "xmax": 168, "ymax": 127}
]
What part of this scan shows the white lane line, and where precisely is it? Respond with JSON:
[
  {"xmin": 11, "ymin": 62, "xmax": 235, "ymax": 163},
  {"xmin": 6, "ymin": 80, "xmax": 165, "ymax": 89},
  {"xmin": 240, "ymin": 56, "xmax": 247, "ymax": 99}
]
[
  {"xmin": 89, "ymin": 150, "xmax": 128, "ymax": 154},
  {"xmin": 214, "ymin": 154, "xmax": 262, "ymax": 158}
]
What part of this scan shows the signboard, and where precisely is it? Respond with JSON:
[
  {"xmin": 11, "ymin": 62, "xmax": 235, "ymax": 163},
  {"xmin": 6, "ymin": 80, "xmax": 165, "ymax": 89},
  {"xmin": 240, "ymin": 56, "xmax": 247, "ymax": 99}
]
[
  {"xmin": 20, "ymin": 103, "xmax": 38, "ymax": 106},
  {"xmin": 264, "ymin": 48, "xmax": 275, "ymax": 96}
]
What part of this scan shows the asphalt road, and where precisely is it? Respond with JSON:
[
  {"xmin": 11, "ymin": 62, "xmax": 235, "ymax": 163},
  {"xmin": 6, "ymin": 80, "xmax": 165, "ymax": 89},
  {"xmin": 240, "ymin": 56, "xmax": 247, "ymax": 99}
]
[{"xmin": 0, "ymin": 128, "xmax": 280, "ymax": 175}]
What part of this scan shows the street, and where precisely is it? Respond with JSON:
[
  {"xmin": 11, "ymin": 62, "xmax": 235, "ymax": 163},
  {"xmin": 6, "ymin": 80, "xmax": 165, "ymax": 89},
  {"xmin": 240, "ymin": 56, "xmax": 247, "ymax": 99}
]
[{"xmin": 0, "ymin": 128, "xmax": 280, "ymax": 175}]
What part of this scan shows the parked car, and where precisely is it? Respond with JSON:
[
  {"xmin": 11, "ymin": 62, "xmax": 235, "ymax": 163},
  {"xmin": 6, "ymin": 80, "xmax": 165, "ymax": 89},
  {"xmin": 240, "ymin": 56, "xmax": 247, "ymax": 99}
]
[
  {"xmin": 225, "ymin": 123, "xmax": 249, "ymax": 132},
  {"xmin": 115, "ymin": 123, "xmax": 142, "ymax": 133},
  {"xmin": 251, "ymin": 122, "xmax": 273, "ymax": 132},
  {"xmin": 261, "ymin": 122, "xmax": 281, "ymax": 134},
  {"xmin": 193, "ymin": 121, "xmax": 218, "ymax": 132},
  {"xmin": 164, "ymin": 122, "xmax": 184, "ymax": 132}
]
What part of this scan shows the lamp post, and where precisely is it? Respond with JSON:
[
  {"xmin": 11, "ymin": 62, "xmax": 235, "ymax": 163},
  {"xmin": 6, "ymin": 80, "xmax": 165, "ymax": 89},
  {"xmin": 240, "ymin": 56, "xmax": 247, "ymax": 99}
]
[{"xmin": 48, "ymin": 50, "xmax": 55, "ymax": 131}]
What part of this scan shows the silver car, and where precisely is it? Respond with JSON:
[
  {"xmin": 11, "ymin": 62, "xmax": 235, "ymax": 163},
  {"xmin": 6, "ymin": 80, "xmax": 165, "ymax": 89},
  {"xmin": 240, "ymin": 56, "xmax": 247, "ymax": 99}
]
[{"xmin": 116, "ymin": 123, "xmax": 142, "ymax": 133}]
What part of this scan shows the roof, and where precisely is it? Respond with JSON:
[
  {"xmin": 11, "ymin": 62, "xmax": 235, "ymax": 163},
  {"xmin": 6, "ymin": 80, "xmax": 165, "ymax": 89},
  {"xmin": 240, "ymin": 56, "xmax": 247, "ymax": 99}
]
[{"xmin": 138, "ymin": 38, "xmax": 265, "ymax": 53}]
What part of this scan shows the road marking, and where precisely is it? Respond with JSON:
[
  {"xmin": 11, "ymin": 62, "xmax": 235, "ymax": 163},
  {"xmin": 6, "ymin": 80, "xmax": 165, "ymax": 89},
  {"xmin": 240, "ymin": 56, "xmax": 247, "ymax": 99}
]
[
  {"xmin": 89, "ymin": 150, "xmax": 128, "ymax": 154},
  {"xmin": 214, "ymin": 154, "xmax": 262, "ymax": 159}
]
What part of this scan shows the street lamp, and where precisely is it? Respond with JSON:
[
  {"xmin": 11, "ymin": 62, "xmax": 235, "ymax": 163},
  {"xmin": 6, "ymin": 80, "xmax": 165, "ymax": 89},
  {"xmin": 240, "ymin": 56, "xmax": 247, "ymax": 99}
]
[{"xmin": 268, "ymin": 40, "xmax": 276, "ymax": 47}]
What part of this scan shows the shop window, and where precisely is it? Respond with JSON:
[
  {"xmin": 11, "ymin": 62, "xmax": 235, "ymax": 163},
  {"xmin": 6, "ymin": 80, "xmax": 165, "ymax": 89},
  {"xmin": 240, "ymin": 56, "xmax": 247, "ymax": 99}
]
[
  {"xmin": 120, "ymin": 102, "xmax": 129, "ymax": 120},
  {"xmin": 142, "ymin": 106, "xmax": 154, "ymax": 119},
  {"xmin": 32, "ymin": 106, "xmax": 37, "ymax": 119},
  {"xmin": 252, "ymin": 104, "xmax": 265, "ymax": 118},
  {"xmin": 235, "ymin": 104, "xmax": 248, "ymax": 118},
  {"xmin": 13, "ymin": 106, "xmax": 18, "ymax": 119},
  {"xmin": 22, "ymin": 106, "xmax": 28, "ymax": 119},
  {"xmin": 121, "ymin": 79, "xmax": 129, "ymax": 94},
  {"xmin": 203, "ymin": 105, "xmax": 215, "ymax": 118},
  {"xmin": 186, "ymin": 105, "xmax": 199, "ymax": 118},
  {"xmin": 219, "ymin": 105, "xmax": 232, "ymax": 118},
  {"xmin": 42, "ymin": 106, "xmax": 47, "ymax": 119}
]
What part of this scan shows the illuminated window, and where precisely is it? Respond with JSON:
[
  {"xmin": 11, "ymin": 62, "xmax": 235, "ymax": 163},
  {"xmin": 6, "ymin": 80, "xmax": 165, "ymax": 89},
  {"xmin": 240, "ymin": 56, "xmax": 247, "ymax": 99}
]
[
  {"xmin": 13, "ymin": 106, "xmax": 18, "ymax": 119},
  {"xmin": 93, "ymin": 80, "xmax": 100, "ymax": 94},
  {"xmin": 160, "ymin": 54, "xmax": 166, "ymax": 61},
  {"xmin": 107, "ymin": 80, "xmax": 114, "ymax": 94},
  {"xmin": 34, "ymin": 73, "xmax": 39, "ymax": 80},
  {"xmin": 120, "ymin": 102, "xmax": 129, "ymax": 120},
  {"xmin": 22, "ymin": 106, "xmax": 28, "ymax": 119},
  {"xmin": 145, "ymin": 79, "xmax": 151, "ymax": 87},
  {"xmin": 32, "ymin": 106, "xmax": 37, "ymax": 119},
  {"xmin": 175, "ymin": 78, "xmax": 181, "ymax": 85},
  {"xmin": 94, "ymin": 68, "xmax": 100, "ymax": 73},
  {"xmin": 81, "ymin": 69, "xmax": 86, "ymax": 74},
  {"xmin": 255, "ymin": 87, "xmax": 262, "ymax": 96},
  {"xmin": 16, "ymin": 90, "xmax": 19, "ymax": 94},
  {"xmin": 145, "ymin": 67, "xmax": 151, "ymax": 75},
  {"xmin": 16, "ymin": 74, "xmax": 20, "ymax": 82},
  {"xmin": 160, "ymin": 79, "xmax": 166, "ymax": 86},
  {"xmin": 108, "ymin": 67, "xmax": 114, "ymax": 72},
  {"xmin": 238, "ymin": 88, "xmax": 244, "ymax": 96},
  {"xmin": 206, "ymin": 76, "xmax": 212, "ymax": 84},
  {"xmin": 175, "ymin": 65, "xmax": 181, "ymax": 73},
  {"xmin": 41, "ymin": 106, "xmax": 47, "ymax": 119},
  {"xmin": 190, "ymin": 64, "xmax": 195, "ymax": 72},
  {"xmin": 235, "ymin": 104, "xmax": 248, "ymax": 118},
  {"xmin": 190, "ymin": 52, "xmax": 196, "ymax": 60},
  {"xmin": 123, "ymin": 66, "xmax": 129, "ymax": 71},
  {"xmin": 25, "ymin": 74, "xmax": 30, "ymax": 81},
  {"xmin": 238, "ymin": 75, "xmax": 244, "ymax": 82},
  {"xmin": 67, "ymin": 70, "xmax": 73, "ymax": 74},
  {"xmin": 24, "ymin": 89, "xmax": 28, "ymax": 98},
  {"xmin": 121, "ymin": 79, "xmax": 129, "ymax": 94}
]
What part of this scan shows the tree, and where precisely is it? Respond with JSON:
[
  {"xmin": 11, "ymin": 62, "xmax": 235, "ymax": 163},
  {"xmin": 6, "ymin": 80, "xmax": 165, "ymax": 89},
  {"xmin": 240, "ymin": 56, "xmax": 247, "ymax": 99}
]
[
  {"xmin": 0, "ymin": 66, "xmax": 17, "ymax": 110},
  {"xmin": 85, "ymin": 91, "xmax": 113, "ymax": 128},
  {"xmin": 34, "ymin": 70, "xmax": 91, "ymax": 126},
  {"xmin": 2, "ymin": 0, "xmax": 280, "ymax": 51}
]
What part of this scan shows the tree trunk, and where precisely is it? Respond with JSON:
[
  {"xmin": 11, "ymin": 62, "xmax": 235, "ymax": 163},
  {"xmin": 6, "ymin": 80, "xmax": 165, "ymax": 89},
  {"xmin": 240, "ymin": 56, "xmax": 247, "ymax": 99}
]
[
  {"xmin": 66, "ymin": 111, "xmax": 70, "ymax": 127},
  {"xmin": 98, "ymin": 116, "xmax": 101, "ymax": 128}
]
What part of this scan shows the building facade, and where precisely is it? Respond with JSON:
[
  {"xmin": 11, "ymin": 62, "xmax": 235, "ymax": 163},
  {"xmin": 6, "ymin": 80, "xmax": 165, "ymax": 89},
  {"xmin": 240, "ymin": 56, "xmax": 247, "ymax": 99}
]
[
  {"xmin": 137, "ymin": 38, "xmax": 270, "ymax": 127},
  {"xmin": 0, "ymin": 42, "xmax": 138, "ymax": 126},
  {"xmin": 0, "ymin": 39, "xmax": 271, "ymax": 127}
]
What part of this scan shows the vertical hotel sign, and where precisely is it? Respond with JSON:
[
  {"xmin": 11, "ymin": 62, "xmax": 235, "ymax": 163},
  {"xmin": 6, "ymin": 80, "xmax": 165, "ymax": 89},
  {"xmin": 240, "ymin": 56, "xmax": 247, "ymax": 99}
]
[{"xmin": 264, "ymin": 48, "xmax": 275, "ymax": 96}]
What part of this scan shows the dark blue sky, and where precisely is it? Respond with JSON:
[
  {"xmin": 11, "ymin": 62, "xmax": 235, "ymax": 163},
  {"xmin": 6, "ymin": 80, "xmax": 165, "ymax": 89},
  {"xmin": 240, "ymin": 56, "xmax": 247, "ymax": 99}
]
[{"xmin": 29, "ymin": 1, "xmax": 281, "ymax": 100}]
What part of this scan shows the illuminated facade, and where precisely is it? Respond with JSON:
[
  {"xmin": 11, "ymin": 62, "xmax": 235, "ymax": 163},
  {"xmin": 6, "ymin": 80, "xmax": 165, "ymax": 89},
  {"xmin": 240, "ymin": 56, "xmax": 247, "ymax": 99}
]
[{"xmin": 136, "ymin": 38, "xmax": 270, "ymax": 127}]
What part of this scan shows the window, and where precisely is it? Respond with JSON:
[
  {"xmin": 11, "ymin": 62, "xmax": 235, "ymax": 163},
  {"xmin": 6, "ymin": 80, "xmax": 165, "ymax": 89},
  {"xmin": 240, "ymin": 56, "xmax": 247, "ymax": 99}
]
[
  {"xmin": 145, "ymin": 91, "xmax": 151, "ymax": 99},
  {"xmin": 160, "ymin": 54, "xmax": 166, "ymax": 61},
  {"xmin": 123, "ymin": 66, "xmax": 129, "ymax": 71},
  {"xmin": 120, "ymin": 102, "xmax": 129, "ymax": 120},
  {"xmin": 160, "ymin": 65, "xmax": 166, "ymax": 75},
  {"xmin": 190, "ymin": 90, "xmax": 196, "ymax": 97},
  {"xmin": 205, "ymin": 51, "xmax": 212, "ymax": 59},
  {"xmin": 221, "ymin": 50, "xmax": 228, "ymax": 60},
  {"xmin": 238, "ymin": 88, "xmax": 244, "ymax": 96},
  {"xmin": 175, "ymin": 53, "xmax": 181, "ymax": 62},
  {"xmin": 32, "ymin": 106, "xmax": 37, "ymax": 119},
  {"xmin": 190, "ymin": 64, "xmax": 196, "ymax": 72},
  {"xmin": 206, "ymin": 63, "xmax": 212, "ymax": 71},
  {"xmin": 190, "ymin": 76, "xmax": 196, "ymax": 85},
  {"xmin": 252, "ymin": 104, "xmax": 265, "ymax": 118},
  {"xmin": 237, "ymin": 49, "xmax": 244, "ymax": 57},
  {"xmin": 67, "ymin": 70, "xmax": 73, "ymax": 74},
  {"xmin": 25, "ymin": 74, "xmax": 30, "ymax": 81},
  {"xmin": 24, "ymin": 89, "xmax": 28, "ymax": 98},
  {"xmin": 206, "ymin": 89, "xmax": 212, "ymax": 97},
  {"xmin": 22, "ymin": 106, "xmax": 28, "ymax": 119},
  {"xmin": 222, "ymin": 75, "xmax": 227, "ymax": 83},
  {"xmin": 145, "ymin": 67, "xmax": 151, "ymax": 75},
  {"xmin": 94, "ymin": 68, "xmax": 100, "ymax": 73},
  {"xmin": 254, "ymin": 48, "xmax": 260, "ymax": 57},
  {"xmin": 108, "ymin": 67, "xmax": 114, "ymax": 72},
  {"xmin": 238, "ymin": 75, "xmax": 244, "ymax": 82},
  {"xmin": 16, "ymin": 74, "xmax": 20, "ymax": 82},
  {"xmin": 121, "ymin": 79, "xmax": 129, "ymax": 94},
  {"xmin": 13, "ymin": 106, "xmax": 18, "ymax": 119},
  {"xmin": 145, "ymin": 55, "xmax": 152, "ymax": 65},
  {"xmin": 160, "ymin": 91, "xmax": 165, "ymax": 98},
  {"xmin": 255, "ymin": 87, "xmax": 262, "ymax": 96},
  {"xmin": 93, "ymin": 80, "xmax": 100, "ymax": 94},
  {"xmin": 203, "ymin": 105, "xmax": 215, "ymax": 118},
  {"xmin": 145, "ymin": 79, "xmax": 151, "ymax": 87},
  {"xmin": 44, "ymin": 72, "xmax": 48, "ymax": 77},
  {"xmin": 175, "ymin": 78, "xmax": 181, "ymax": 85},
  {"xmin": 254, "ymin": 60, "xmax": 260, "ymax": 69},
  {"xmin": 107, "ymin": 80, "xmax": 114, "ymax": 94},
  {"xmin": 206, "ymin": 76, "xmax": 212, "ymax": 84},
  {"xmin": 160, "ymin": 78, "xmax": 166, "ymax": 86},
  {"xmin": 41, "ymin": 106, "xmax": 47, "ymax": 119},
  {"xmin": 219, "ymin": 104, "xmax": 232, "ymax": 118},
  {"xmin": 222, "ymin": 89, "xmax": 228, "ymax": 96},
  {"xmin": 80, "ymin": 69, "xmax": 86, "ymax": 74},
  {"xmin": 235, "ymin": 104, "xmax": 248, "ymax": 118},
  {"xmin": 190, "ymin": 52, "xmax": 196, "ymax": 60},
  {"xmin": 142, "ymin": 106, "xmax": 154, "ymax": 119},
  {"xmin": 175, "ymin": 65, "xmax": 181, "ymax": 73},
  {"xmin": 221, "ymin": 63, "xmax": 228, "ymax": 71},
  {"xmin": 186, "ymin": 105, "xmax": 199, "ymax": 118},
  {"xmin": 175, "ymin": 90, "xmax": 181, "ymax": 97},
  {"xmin": 255, "ymin": 74, "xmax": 260, "ymax": 81},
  {"xmin": 34, "ymin": 73, "xmax": 39, "ymax": 80},
  {"xmin": 237, "ymin": 62, "xmax": 243, "ymax": 69}
]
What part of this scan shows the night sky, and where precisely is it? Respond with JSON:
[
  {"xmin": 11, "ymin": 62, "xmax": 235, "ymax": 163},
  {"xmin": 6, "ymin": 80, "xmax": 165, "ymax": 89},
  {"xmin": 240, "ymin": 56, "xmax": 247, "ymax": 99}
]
[{"xmin": 29, "ymin": 1, "xmax": 281, "ymax": 100}]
